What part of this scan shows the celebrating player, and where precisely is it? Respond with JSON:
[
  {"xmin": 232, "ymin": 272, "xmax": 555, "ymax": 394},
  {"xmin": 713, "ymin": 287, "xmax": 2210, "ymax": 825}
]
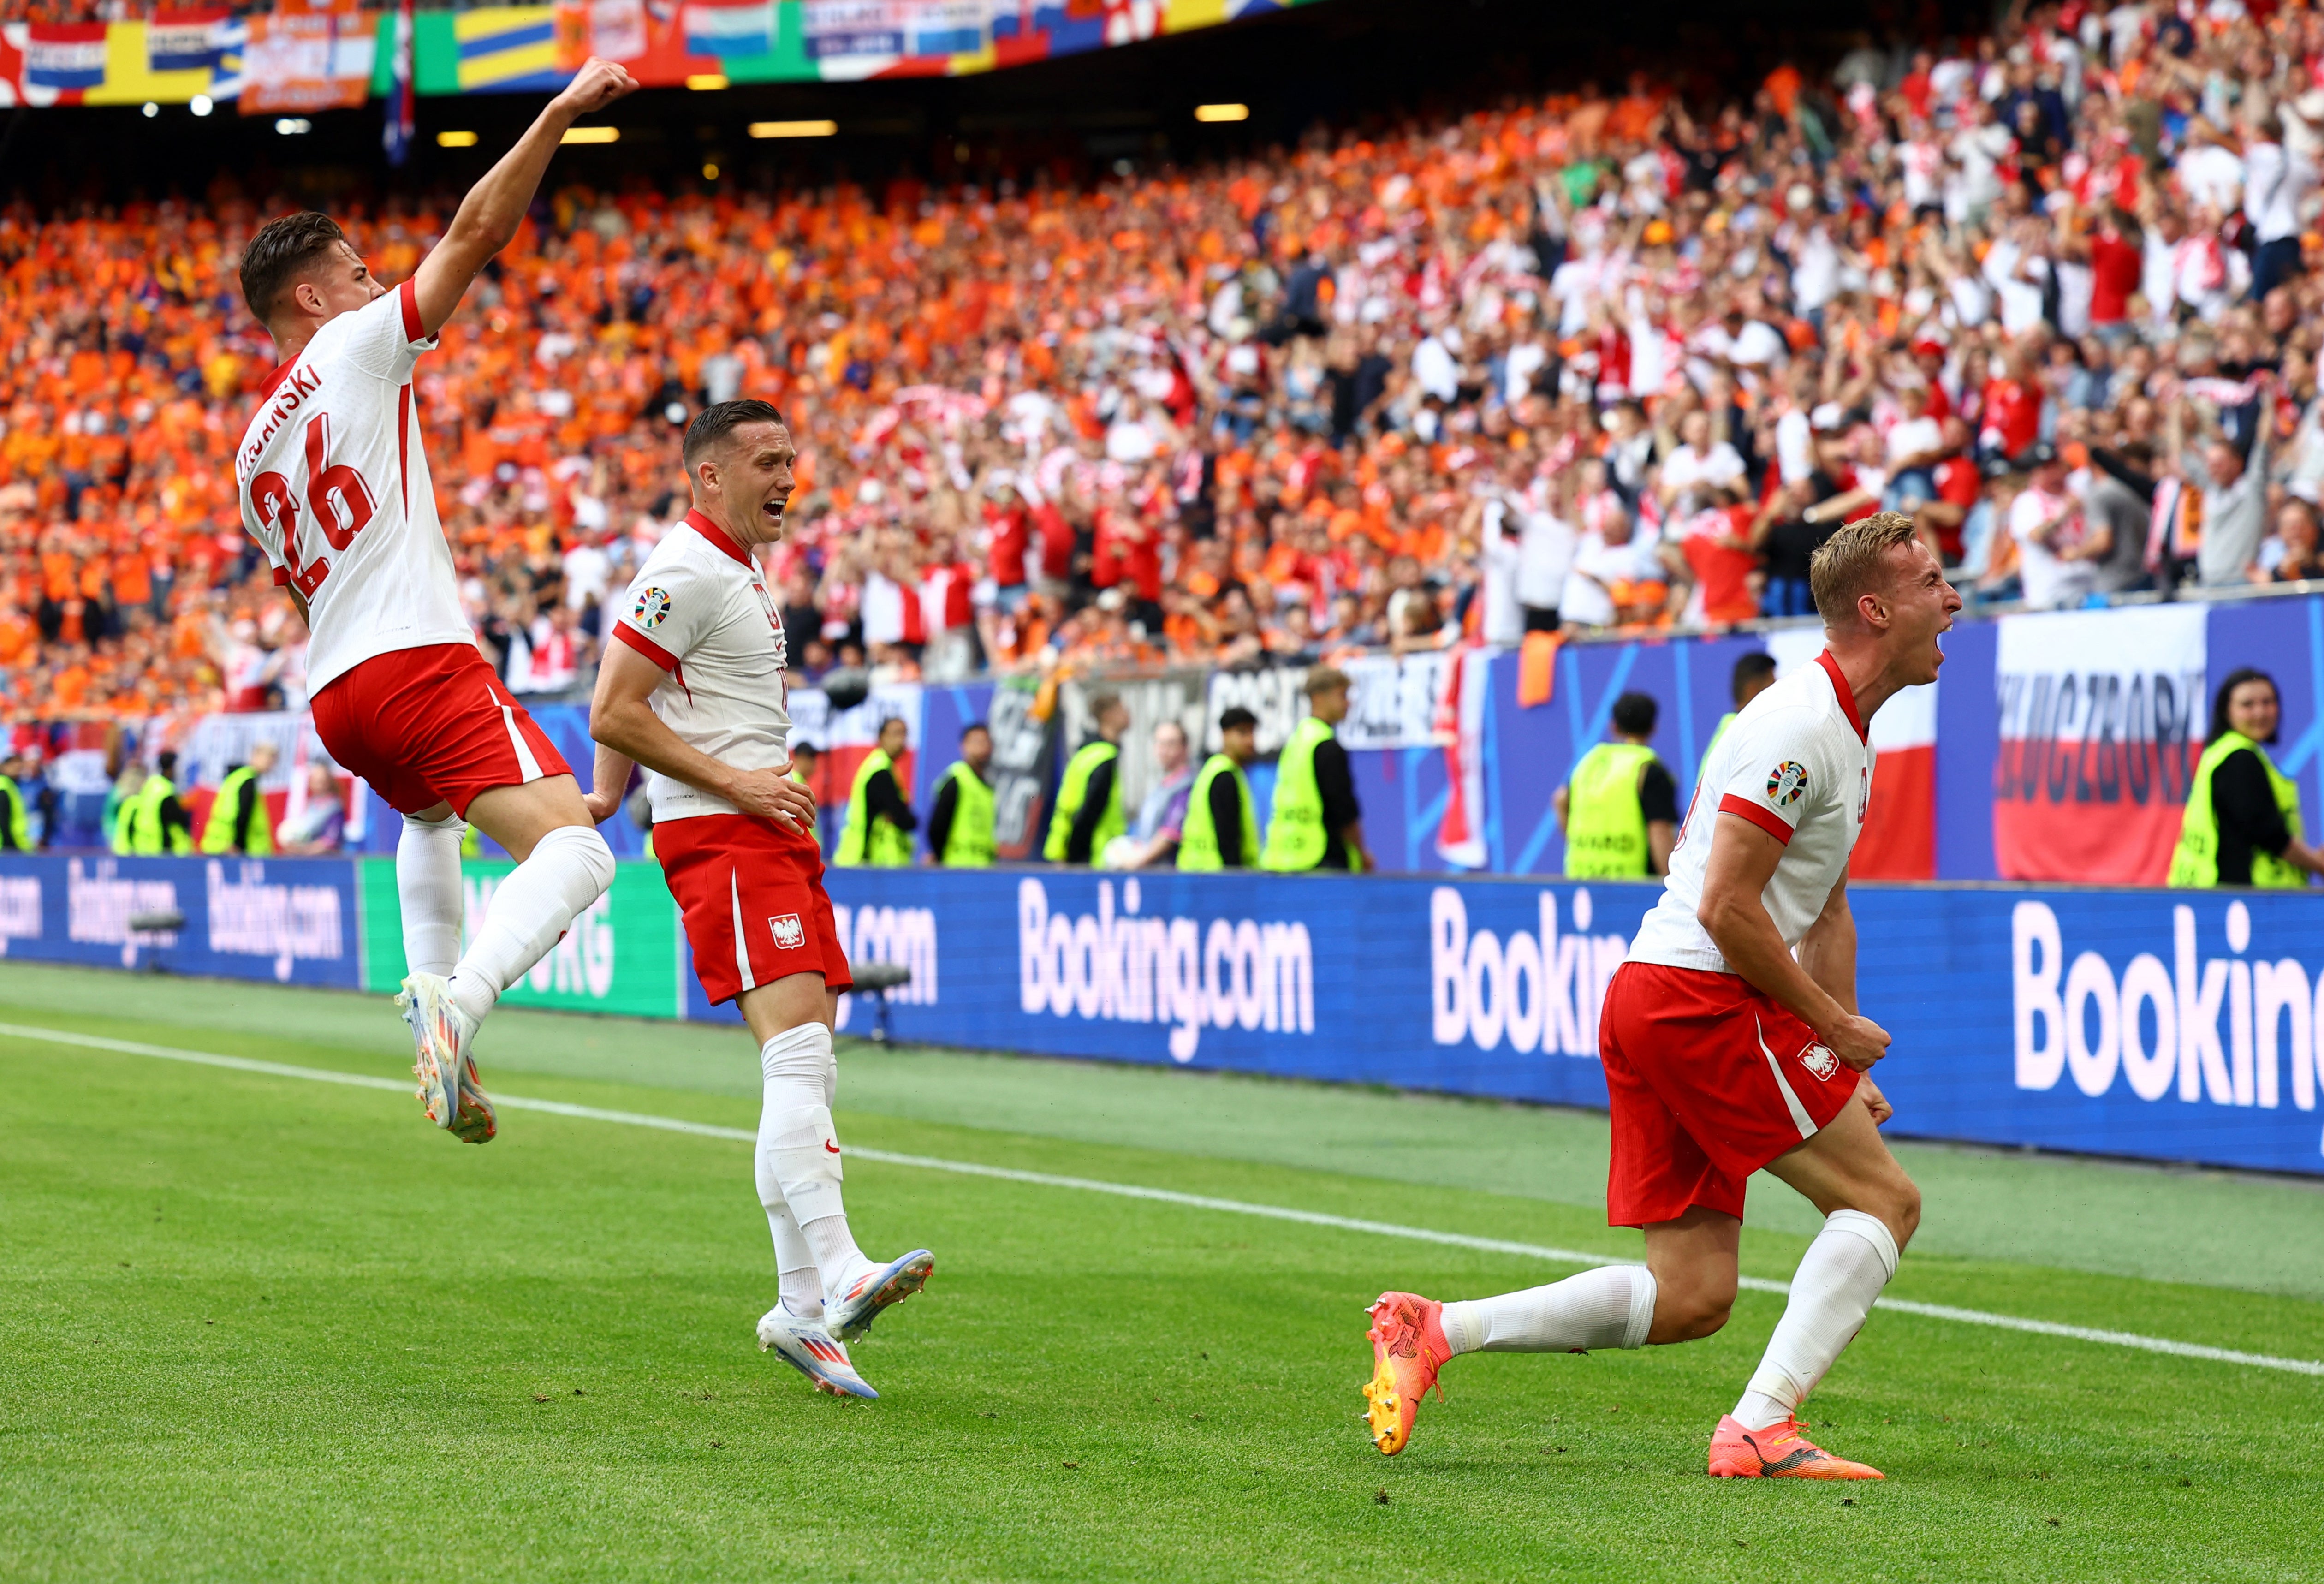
[
  {"xmin": 232, "ymin": 59, "xmax": 639, "ymax": 1143},
  {"xmin": 1362, "ymin": 512, "xmax": 1960, "ymax": 1480},
  {"xmin": 585, "ymin": 400, "xmax": 933, "ymax": 1399}
]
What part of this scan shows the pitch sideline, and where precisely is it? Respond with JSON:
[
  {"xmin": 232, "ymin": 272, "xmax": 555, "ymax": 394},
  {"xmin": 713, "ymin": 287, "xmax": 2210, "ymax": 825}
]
[{"xmin": 7, "ymin": 1017, "xmax": 2321, "ymax": 1380}]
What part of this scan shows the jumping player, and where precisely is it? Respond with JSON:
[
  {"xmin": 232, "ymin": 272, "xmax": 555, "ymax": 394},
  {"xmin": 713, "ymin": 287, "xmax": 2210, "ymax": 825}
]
[
  {"xmin": 233, "ymin": 60, "xmax": 638, "ymax": 1143},
  {"xmin": 585, "ymin": 400, "xmax": 933, "ymax": 1399},
  {"xmin": 1362, "ymin": 512, "xmax": 1960, "ymax": 1480}
]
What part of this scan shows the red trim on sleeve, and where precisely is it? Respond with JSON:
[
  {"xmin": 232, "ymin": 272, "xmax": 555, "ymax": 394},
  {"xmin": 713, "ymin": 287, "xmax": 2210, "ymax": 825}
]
[
  {"xmin": 1718, "ymin": 793, "xmax": 1795, "ymax": 846},
  {"xmin": 613, "ymin": 620, "xmax": 678, "ymax": 673},
  {"xmin": 271, "ymin": 566, "xmax": 291, "ymax": 587},
  {"xmin": 684, "ymin": 509, "xmax": 755, "ymax": 566},
  {"xmin": 1815, "ymin": 649, "xmax": 1868, "ymax": 743},
  {"xmin": 398, "ymin": 277, "xmax": 422, "ymax": 343},
  {"xmin": 397, "ymin": 384, "xmax": 411, "ymax": 514}
]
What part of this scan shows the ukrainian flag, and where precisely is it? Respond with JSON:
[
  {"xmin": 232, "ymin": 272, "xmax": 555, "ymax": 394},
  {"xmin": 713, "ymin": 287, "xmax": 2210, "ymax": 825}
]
[{"xmin": 455, "ymin": 6, "xmax": 565, "ymax": 94}]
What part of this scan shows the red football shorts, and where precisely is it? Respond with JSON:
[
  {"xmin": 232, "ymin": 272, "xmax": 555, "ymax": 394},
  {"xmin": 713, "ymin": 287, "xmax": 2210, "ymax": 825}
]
[
  {"xmin": 655, "ymin": 812, "xmax": 853, "ymax": 1004},
  {"xmin": 1598, "ymin": 961, "xmax": 1862, "ymax": 1228},
  {"xmin": 311, "ymin": 643, "xmax": 572, "ymax": 819}
]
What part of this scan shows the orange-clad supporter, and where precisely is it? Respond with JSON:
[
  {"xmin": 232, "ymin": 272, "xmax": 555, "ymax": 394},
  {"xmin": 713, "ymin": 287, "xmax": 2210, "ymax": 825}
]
[{"xmin": 0, "ymin": 6, "xmax": 2298, "ymax": 724}]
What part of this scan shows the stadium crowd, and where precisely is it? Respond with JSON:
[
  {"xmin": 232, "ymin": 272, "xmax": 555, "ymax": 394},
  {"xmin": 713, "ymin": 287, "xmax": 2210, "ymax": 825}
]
[{"xmin": 8, "ymin": 0, "xmax": 2324, "ymax": 729}]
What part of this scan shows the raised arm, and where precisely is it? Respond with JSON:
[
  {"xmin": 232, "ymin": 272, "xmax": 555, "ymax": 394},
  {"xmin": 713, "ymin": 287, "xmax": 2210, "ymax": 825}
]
[{"xmin": 411, "ymin": 58, "xmax": 638, "ymax": 339}]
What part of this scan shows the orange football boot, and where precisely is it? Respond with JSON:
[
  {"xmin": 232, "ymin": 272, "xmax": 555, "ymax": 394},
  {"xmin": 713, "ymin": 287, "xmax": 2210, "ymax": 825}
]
[
  {"xmin": 1708, "ymin": 1414, "xmax": 1884, "ymax": 1479},
  {"xmin": 1362, "ymin": 1292, "xmax": 1452, "ymax": 1456}
]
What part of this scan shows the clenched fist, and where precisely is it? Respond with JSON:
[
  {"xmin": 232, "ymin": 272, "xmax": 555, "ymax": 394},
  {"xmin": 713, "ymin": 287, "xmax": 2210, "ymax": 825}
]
[{"xmin": 554, "ymin": 57, "xmax": 638, "ymax": 119}]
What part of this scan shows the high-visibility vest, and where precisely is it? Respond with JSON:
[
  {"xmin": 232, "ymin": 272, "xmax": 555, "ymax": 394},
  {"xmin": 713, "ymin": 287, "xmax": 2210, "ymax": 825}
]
[
  {"xmin": 199, "ymin": 765, "xmax": 273, "ymax": 856},
  {"xmin": 1563, "ymin": 742, "xmax": 1658, "ymax": 878},
  {"xmin": 119, "ymin": 774, "xmax": 191, "ymax": 856},
  {"xmin": 1177, "ymin": 753, "xmax": 1257, "ymax": 871},
  {"xmin": 1044, "ymin": 740, "xmax": 1124, "ymax": 862},
  {"xmin": 939, "ymin": 760, "xmax": 997, "ymax": 867},
  {"xmin": 1261, "ymin": 715, "xmax": 1339, "ymax": 871},
  {"xmin": 836, "ymin": 749, "xmax": 913, "ymax": 867},
  {"xmin": 0, "ymin": 774, "xmax": 28, "ymax": 851},
  {"xmin": 2169, "ymin": 731, "xmax": 2306, "ymax": 889}
]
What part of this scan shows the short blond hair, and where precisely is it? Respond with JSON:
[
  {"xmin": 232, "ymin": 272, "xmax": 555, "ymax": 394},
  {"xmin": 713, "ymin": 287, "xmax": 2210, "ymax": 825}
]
[{"xmin": 1809, "ymin": 511, "xmax": 1920, "ymax": 626}]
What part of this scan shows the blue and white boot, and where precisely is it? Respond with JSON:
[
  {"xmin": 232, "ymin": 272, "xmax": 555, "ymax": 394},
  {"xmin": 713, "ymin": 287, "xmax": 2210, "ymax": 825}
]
[{"xmin": 757, "ymin": 1305, "xmax": 877, "ymax": 1399}]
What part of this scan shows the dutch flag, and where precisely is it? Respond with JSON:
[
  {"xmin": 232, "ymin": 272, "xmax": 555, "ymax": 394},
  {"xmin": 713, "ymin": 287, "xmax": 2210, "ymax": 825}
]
[{"xmin": 683, "ymin": 0, "xmax": 774, "ymax": 59}]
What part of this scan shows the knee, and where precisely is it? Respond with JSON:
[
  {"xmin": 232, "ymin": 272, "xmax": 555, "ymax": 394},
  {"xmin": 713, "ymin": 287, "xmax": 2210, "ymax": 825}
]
[
  {"xmin": 1888, "ymin": 1180, "xmax": 1923, "ymax": 1250},
  {"xmin": 1647, "ymin": 1282, "xmax": 1736, "ymax": 1344},
  {"xmin": 543, "ymin": 823, "xmax": 617, "ymax": 893}
]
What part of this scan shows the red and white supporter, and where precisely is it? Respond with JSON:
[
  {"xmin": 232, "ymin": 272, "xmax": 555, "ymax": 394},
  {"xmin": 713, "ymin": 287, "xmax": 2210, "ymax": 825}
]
[
  {"xmin": 1360, "ymin": 512, "xmax": 1961, "ymax": 1483},
  {"xmin": 586, "ymin": 401, "xmax": 932, "ymax": 1400},
  {"xmin": 231, "ymin": 59, "xmax": 641, "ymax": 1145}
]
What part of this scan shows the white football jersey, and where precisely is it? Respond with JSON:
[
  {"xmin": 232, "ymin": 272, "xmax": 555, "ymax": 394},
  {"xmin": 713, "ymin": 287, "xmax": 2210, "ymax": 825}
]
[
  {"xmin": 1627, "ymin": 650, "xmax": 1879, "ymax": 974},
  {"xmin": 610, "ymin": 510, "xmax": 792, "ymax": 823},
  {"xmin": 234, "ymin": 280, "xmax": 471, "ymax": 695}
]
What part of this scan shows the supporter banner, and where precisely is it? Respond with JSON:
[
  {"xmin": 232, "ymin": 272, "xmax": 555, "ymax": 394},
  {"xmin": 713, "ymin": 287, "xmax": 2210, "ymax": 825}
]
[
  {"xmin": 2, "ymin": 0, "xmax": 1329, "ymax": 104},
  {"xmin": 355, "ymin": 855, "xmax": 681, "ymax": 1017},
  {"xmin": 1991, "ymin": 606, "xmax": 2205, "ymax": 886},
  {"xmin": 0, "ymin": 854, "xmax": 359, "ymax": 988},
  {"xmin": 240, "ymin": 11, "xmax": 378, "ymax": 113},
  {"xmin": 1206, "ymin": 654, "xmax": 1450, "ymax": 757}
]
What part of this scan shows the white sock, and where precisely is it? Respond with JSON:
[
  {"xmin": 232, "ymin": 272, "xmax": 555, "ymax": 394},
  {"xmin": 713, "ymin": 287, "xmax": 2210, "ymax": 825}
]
[
  {"xmin": 756, "ymin": 1024, "xmax": 839, "ymax": 1312},
  {"xmin": 446, "ymin": 825, "xmax": 614, "ymax": 1024},
  {"xmin": 1439, "ymin": 1265, "xmax": 1657, "ymax": 1356},
  {"xmin": 396, "ymin": 812, "xmax": 466, "ymax": 977},
  {"xmin": 757, "ymin": 1025, "xmax": 876, "ymax": 1298},
  {"xmin": 1734, "ymin": 1209, "xmax": 1900, "ymax": 1430}
]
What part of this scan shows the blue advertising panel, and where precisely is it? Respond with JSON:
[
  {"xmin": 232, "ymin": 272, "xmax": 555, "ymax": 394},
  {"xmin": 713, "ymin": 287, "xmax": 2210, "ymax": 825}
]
[
  {"xmin": 14, "ymin": 839, "xmax": 2324, "ymax": 1180},
  {"xmin": 814, "ymin": 868, "xmax": 2324, "ymax": 1178},
  {"xmin": 0, "ymin": 854, "xmax": 362, "ymax": 989}
]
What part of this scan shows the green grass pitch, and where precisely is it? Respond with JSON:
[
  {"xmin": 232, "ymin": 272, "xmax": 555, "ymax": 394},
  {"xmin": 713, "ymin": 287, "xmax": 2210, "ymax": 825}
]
[{"xmin": 3, "ymin": 961, "xmax": 2322, "ymax": 1582}]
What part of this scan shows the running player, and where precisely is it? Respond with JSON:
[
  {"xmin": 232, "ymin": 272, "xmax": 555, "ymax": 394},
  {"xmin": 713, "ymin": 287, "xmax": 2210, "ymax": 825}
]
[
  {"xmin": 233, "ymin": 60, "xmax": 638, "ymax": 1143},
  {"xmin": 584, "ymin": 400, "xmax": 933, "ymax": 1399},
  {"xmin": 1362, "ymin": 512, "xmax": 1960, "ymax": 1480}
]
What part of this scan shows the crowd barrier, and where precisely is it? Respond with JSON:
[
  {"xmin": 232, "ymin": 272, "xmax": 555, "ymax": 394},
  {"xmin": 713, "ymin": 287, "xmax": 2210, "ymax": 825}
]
[{"xmin": 4, "ymin": 852, "xmax": 2319, "ymax": 1179}]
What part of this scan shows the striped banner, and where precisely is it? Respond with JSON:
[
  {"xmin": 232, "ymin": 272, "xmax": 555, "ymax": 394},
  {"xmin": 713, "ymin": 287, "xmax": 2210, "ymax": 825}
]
[
  {"xmin": 3, "ymin": 0, "xmax": 1331, "ymax": 104},
  {"xmin": 454, "ymin": 3, "xmax": 562, "ymax": 92}
]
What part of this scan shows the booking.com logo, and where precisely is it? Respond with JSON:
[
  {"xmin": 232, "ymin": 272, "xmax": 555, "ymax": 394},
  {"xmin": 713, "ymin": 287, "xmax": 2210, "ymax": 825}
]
[
  {"xmin": 2013, "ymin": 899, "xmax": 2320, "ymax": 1114},
  {"xmin": 1017, "ymin": 877, "xmax": 1314, "ymax": 1062},
  {"xmin": 1431, "ymin": 886, "xmax": 1633, "ymax": 1056}
]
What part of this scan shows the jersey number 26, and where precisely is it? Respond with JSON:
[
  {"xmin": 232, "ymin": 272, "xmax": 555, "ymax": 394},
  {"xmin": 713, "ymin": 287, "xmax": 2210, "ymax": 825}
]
[{"xmin": 249, "ymin": 413, "xmax": 377, "ymax": 598}]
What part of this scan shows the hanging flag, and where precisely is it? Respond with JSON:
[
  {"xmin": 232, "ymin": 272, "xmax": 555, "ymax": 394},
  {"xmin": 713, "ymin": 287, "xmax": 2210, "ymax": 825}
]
[
  {"xmin": 801, "ymin": 0, "xmax": 898, "ymax": 60},
  {"xmin": 683, "ymin": 0, "xmax": 775, "ymax": 58},
  {"xmin": 555, "ymin": 0, "xmax": 648, "ymax": 70},
  {"xmin": 208, "ymin": 15, "xmax": 246, "ymax": 99},
  {"xmin": 453, "ymin": 6, "xmax": 564, "ymax": 93},
  {"xmin": 147, "ymin": 9, "xmax": 231, "ymax": 73},
  {"xmin": 240, "ymin": 12, "xmax": 377, "ymax": 114},
  {"xmin": 24, "ymin": 23, "xmax": 109, "ymax": 92},
  {"xmin": 382, "ymin": 0, "xmax": 414, "ymax": 167}
]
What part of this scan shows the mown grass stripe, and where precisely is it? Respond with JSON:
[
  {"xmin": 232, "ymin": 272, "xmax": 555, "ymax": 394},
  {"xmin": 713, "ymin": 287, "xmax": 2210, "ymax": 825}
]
[{"xmin": 9, "ymin": 1018, "xmax": 2320, "ymax": 1379}]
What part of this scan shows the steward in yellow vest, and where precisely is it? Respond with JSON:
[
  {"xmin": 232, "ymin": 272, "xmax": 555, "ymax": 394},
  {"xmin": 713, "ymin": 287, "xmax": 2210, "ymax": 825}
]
[
  {"xmin": 2168, "ymin": 670, "xmax": 2323, "ymax": 886},
  {"xmin": 0, "ymin": 759, "xmax": 32, "ymax": 852},
  {"xmin": 1045, "ymin": 692, "xmax": 1130, "ymax": 863},
  {"xmin": 200, "ymin": 740, "xmax": 279, "ymax": 856},
  {"xmin": 835, "ymin": 718, "xmax": 917, "ymax": 867},
  {"xmin": 929, "ymin": 723, "xmax": 998, "ymax": 867},
  {"xmin": 1553, "ymin": 692, "xmax": 1678, "ymax": 878},
  {"xmin": 115, "ymin": 752, "xmax": 194, "ymax": 856},
  {"xmin": 1261, "ymin": 666, "xmax": 1371, "ymax": 872},
  {"xmin": 1177, "ymin": 708, "xmax": 1261, "ymax": 871}
]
